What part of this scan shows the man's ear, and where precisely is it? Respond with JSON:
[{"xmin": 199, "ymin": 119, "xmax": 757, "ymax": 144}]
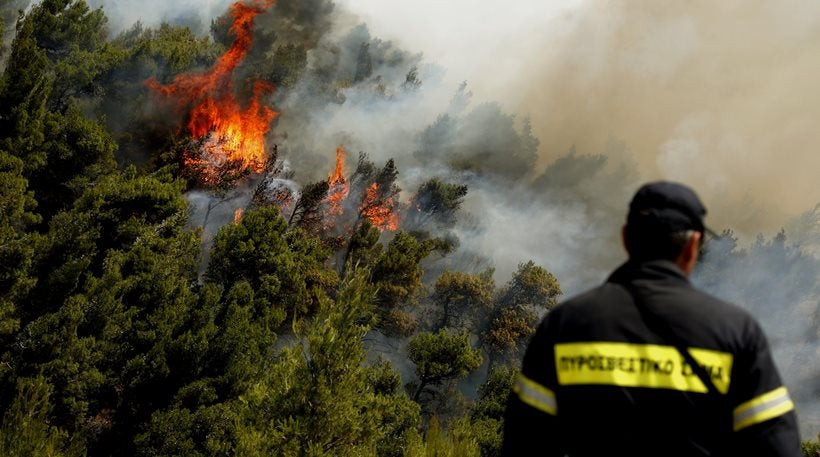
[
  {"xmin": 621, "ymin": 225, "xmax": 628, "ymax": 255},
  {"xmin": 677, "ymin": 231, "xmax": 702, "ymax": 274}
]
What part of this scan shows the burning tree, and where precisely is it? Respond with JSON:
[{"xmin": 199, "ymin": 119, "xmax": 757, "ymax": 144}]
[
  {"xmin": 145, "ymin": 0, "xmax": 291, "ymax": 243},
  {"xmin": 147, "ymin": 0, "xmax": 278, "ymax": 187},
  {"xmin": 357, "ymin": 158, "xmax": 401, "ymax": 231},
  {"xmin": 320, "ymin": 149, "xmax": 402, "ymax": 235},
  {"xmin": 326, "ymin": 145, "xmax": 350, "ymax": 218}
]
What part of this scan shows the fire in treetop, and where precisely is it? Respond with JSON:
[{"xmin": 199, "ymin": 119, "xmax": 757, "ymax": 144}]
[
  {"xmin": 323, "ymin": 147, "xmax": 399, "ymax": 232},
  {"xmin": 327, "ymin": 145, "xmax": 349, "ymax": 217},
  {"xmin": 360, "ymin": 182, "xmax": 399, "ymax": 231},
  {"xmin": 147, "ymin": 0, "xmax": 278, "ymax": 183}
]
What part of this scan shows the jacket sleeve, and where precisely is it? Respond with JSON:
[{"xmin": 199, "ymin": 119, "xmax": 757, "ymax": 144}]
[
  {"xmin": 502, "ymin": 312, "xmax": 563, "ymax": 457},
  {"xmin": 731, "ymin": 319, "xmax": 801, "ymax": 457}
]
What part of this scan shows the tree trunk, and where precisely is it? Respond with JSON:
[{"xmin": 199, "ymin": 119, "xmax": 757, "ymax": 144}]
[{"xmin": 413, "ymin": 379, "xmax": 428, "ymax": 402}]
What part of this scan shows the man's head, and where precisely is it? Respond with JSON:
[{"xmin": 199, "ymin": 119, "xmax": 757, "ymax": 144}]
[{"xmin": 622, "ymin": 181, "xmax": 710, "ymax": 274}]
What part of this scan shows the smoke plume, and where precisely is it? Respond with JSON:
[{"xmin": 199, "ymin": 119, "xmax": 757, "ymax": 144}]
[
  {"xmin": 319, "ymin": 3, "xmax": 820, "ymax": 433},
  {"xmin": 512, "ymin": 1, "xmax": 820, "ymax": 235}
]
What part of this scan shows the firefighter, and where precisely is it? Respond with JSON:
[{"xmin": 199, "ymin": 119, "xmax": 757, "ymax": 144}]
[{"xmin": 503, "ymin": 181, "xmax": 801, "ymax": 456}]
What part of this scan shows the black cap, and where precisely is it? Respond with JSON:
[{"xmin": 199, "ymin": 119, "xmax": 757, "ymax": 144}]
[{"xmin": 627, "ymin": 181, "xmax": 714, "ymax": 235}]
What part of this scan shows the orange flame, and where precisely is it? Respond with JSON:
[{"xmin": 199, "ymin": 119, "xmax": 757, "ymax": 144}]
[
  {"xmin": 147, "ymin": 0, "xmax": 278, "ymax": 182},
  {"xmin": 234, "ymin": 207, "xmax": 244, "ymax": 224},
  {"xmin": 327, "ymin": 146, "xmax": 349, "ymax": 216},
  {"xmin": 329, "ymin": 146, "xmax": 346, "ymax": 185},
  {"xmin": 360, "ymin": 182, "xmax": 399, "ymax": 231}
]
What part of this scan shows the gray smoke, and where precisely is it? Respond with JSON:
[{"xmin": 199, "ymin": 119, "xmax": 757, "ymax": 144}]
[
  {"xmin": 507, "ymin": 1, "xmax": 820, "ymax": 238},
  {"xmin": 86, "ymin": 0, "xmax": 234, "ymax": 35},
  {"xmin": 693, "ymin": 215, "xmax": 820, "ymax": 436}
]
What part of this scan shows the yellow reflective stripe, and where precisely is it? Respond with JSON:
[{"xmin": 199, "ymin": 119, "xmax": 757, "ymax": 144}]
[
  {"xmin": 733, "ymin": 387, "xmax": 794, "ymax": 431},
  {"xmin": 554, "ymin": 342, "xmax": 733, "ymax": 394},
  {"xmin": 513, "ymin": 373, "xmax": 557, "ymax": 416}
]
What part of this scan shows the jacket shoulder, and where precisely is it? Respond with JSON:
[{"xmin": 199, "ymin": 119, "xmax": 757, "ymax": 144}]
[{"xmin": 545, "ymin": 281, "xmax": 763, "ymax": 351}]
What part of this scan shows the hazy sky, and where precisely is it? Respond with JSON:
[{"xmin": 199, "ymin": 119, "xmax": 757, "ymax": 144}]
[
  {"xmin": 337, "ymin": 0, "xmax": 820, "ymax": 236},
  {"xmin": 338, "ymin": 0, "xmax": 579, "ymax": 95}
]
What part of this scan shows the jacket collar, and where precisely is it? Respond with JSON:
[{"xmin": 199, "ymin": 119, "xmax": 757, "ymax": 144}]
[{"xmin": 607, "ymin": 259, "xmax": 691, "ymax": 287}]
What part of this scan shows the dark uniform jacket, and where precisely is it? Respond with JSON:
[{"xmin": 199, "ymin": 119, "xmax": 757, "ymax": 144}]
[{"xmin": 503, "ymin": 260, "xmax": 801, "ymax": 457}]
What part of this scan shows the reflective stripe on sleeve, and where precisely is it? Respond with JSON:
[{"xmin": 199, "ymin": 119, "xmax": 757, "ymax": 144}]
[
  {"xmin": 513, "ymin": 373, "xmax": 557, "ymax": 416},
  {"xmin": 733, "ymin": 386, "xmax": 794, "ymax": 431}
]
